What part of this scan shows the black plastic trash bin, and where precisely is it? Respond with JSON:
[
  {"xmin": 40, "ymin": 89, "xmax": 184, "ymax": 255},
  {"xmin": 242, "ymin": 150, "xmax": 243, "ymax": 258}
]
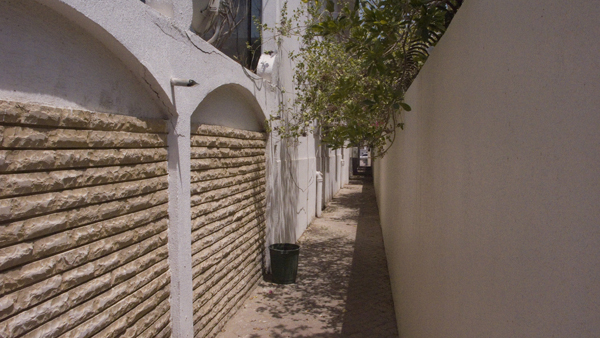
[{"xmin": 269, "ymin": 243, "xmax": 300, "ymax": 284}]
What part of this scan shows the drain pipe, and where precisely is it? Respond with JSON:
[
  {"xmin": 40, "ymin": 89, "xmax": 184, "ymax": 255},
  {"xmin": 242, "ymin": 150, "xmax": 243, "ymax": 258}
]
[
  {"xmin": 316, "ymin": 171, "xmax": 323, "ymax": 218},
  {"xmin": 170, "ymin": 78, "xmax": 198, "ymax": 87}
]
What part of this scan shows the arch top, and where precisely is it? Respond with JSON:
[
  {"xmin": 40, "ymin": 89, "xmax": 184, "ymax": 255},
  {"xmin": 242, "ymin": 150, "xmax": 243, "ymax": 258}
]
[
  {"xmin": 32, "ymin": 0, "xmax": 175, "ymax": 116},
  {"xmin": 191, "ymin": 83, "xmax": 267, "ymax": 132},
  {"xmin": 30, "ymin": 0, "xmax": 278, "ymax": 125}
]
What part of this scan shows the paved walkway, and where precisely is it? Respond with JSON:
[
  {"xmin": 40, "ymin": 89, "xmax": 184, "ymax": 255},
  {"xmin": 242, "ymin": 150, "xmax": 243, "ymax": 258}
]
[{"xmin": 217, "ymin": 178, "xmax": 398, "ymax": 338}]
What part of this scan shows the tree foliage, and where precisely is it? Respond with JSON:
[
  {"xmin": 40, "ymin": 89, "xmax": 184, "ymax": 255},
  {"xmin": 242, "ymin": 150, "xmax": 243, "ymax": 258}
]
[{"xmin": 268, "ymin": 0, "xmax": 462, "ymax": 157}]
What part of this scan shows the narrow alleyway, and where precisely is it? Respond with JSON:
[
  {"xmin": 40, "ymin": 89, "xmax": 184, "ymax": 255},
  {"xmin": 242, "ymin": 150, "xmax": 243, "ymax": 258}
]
[{"xmin": 217, "ymin": 178, "xmax": 399, "ymax": 338}]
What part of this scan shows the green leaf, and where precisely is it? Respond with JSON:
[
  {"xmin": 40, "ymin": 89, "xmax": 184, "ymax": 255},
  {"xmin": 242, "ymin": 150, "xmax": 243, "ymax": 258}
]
[
  {"xmin": 420, "ymin": 27, "xmax": 430, "ymax": 41},
  {"xmin": 326, "ymin": 0, "xmax": 335, "ymax": 13},
  {"xmin": 363, "ymin": 99, "xmax": 376, "ymax": 106},
  {"xmin": 310, "ymin": 24, "xmax": 324, "ymax": 33},
  {"xmin": 266, "ymin": 0, "xmax": 461, "ymax": 158}
]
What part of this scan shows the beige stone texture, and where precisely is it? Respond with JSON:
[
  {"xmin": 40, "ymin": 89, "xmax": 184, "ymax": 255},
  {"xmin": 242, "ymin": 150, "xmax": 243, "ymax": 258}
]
[
  {"xmin": 0, "ymin": 227, "xmax": 167, "ymax": 297},
  {"xmin": 191, "ymin": 135, "xmax": 266, "ymax": 149},
  {"xmin": 0, "ymin": 148, "xmax": 167, "ymax": 172},
  {"xmin": 0, "ymin": 102, "xmax": 171, "ymax": 338},
  {"xmin": 0, "ymin": 176, "xmax": 167, "ymax": 223},
  {"xmin": 191, "ymin": 124, "xmax": 266, "ymax": 140},
  {"xmin": 192, "ymin": 250, "xmax": 260, "ymax": 303},
  {"xmin": 0, "ymin": 191, "xmax": 168, "ymax": 248},
  {"xmin": 191, "ymin": 170, "xmax": 264, "ymax": 195},
  {"xmin": 204, "ymin": 254, "xmax": 262, "ymax": 309},
  {"xmin": 192, "ymin": 224, "xmax": 262, "ymax": 275},
  {"xmin": 191, "ymin": 193, "xmax": 266, "ymax": 228},
  {"xmin": 0, "ymin": 240, "xmax": 169, "ymax": 337},
  {"xmin": 0, "ymin": 246, "xmax": 168, "ymax": 321},
  {"xmin": 190, "ymin": 155, "xmax": 265, "ymax": 170},
  {"xmin": 92, "ymin": 283, "xmax": 170, "ymax": 338},
  {"xmin": 191, "ymin": 175, "xmax": 265, "ymax": 205},
  {"xmin": 190, "ymin": 163, "xmax": 265, "ymax": 183},
  {"xmin": 191, "ymin": 221, "xmax": 263, "ymax": 274},
  {"xmin": 193, "ymin": 256, "xmax": 261, "ymax": 320},
  {"xmin": 0, "ymin": 211, "xmax": 168, "ymax": 272},
  {"xmin": 190, "ymin": 146, "xmax": 265, "ymax": 159},
  {"xmin": 1, "ymin": 125, "xmax": 167, "ymax": 149},
  {"xmin": 0, "ymin": 162, "xmax": 167, "ymax": 198},
  {"xmin": 194, "ymin": 267, "xmax": 261, "ymax": 338},
  {"xmin": 189, "ymin": 126, "xmax": 266, "ymax": 338},
  {"xmin": 138, "ymin": 310, "xmax": 171, "ymax": 338},
  {"xmin": 191, "ymin": 215, "xmax": 264, "ymax": 257},
  {"xmin": 191, "ymin": 226, "xmax": 263, "ymax": 281},
  {"xmin": 192, "ymin": 180, "xmax": 265, "ymax": 211},
  {"xmin": 124, "ymin": 298, "xmax": 171, "ymax": 337},
  {"xmin": 191, "ymin": 198, "xmax": 266, "ymax": 244},
  {"xmin": 156, "ymin": 322, "xmax": 172, "ymax": 338},
  {"xmin": 0, "ymin": 101, "xmax": 167, "ymax": 133},
  {"xmin": 32, "ymin": 270, "xmax": 170, "ymax": 338},
  {"xmin": 0, "ymin": 243, "xmax": 34, "ymax": 272}
]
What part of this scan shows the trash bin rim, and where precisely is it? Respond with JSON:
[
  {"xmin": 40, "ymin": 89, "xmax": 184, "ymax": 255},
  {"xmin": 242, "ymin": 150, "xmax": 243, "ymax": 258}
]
[{"xmin": 269, "ymin": 243, "xmax": 300, "ymax": 253}]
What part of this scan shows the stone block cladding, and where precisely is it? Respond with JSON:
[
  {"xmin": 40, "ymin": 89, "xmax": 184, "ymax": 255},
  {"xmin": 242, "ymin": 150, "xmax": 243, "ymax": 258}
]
[
  {"xmin": 0, "ymin": 101, "xmax": 171, "ymax": 338},
  {"xmin": 190, "ymin": 124, "xmax": 267, "ymax": 338}
]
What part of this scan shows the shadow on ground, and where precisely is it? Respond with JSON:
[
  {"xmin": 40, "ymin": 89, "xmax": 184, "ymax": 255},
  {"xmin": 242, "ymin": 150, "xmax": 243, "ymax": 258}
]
[
  {"xmin": 218, "ymin": 178, "xmax": 398, "ymax": 338},
  {"xmin": 340, "ymin": 178, "xmax": 398, "ymax": 337}
]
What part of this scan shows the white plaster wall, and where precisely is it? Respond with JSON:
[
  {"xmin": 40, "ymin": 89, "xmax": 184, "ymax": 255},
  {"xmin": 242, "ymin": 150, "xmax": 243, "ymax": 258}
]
[
  {"xmin": 33, "ymin": 0, "xmax": 278, "ymax": 117},
  {"xmin": 327, "ymin": 149, "xmax": 337, "ymax": 203},
  {"xmin": 266, "ymin": 135, "xmax": 318, "ymax": 245},
  {"xmin": 320, "ymin": 147, "xmax": 347, "ymax": 205},
  {"xmin": 191, "ymin": 84, "xmax": 265, "ymax": 131},
  {"xmin": 0, "ymin": 0, "xmax": 165, "ymax": 119},
  {"xmin": 374, "ymin": 1, "xmax": 600, "ymax": 337},
  {"xmin": 341, "ymin": 148, "xmax": 350, "ymax": 186},
  {"xmin": 261, "ymin": 0, "xmax": 326, "ymax": 243}
]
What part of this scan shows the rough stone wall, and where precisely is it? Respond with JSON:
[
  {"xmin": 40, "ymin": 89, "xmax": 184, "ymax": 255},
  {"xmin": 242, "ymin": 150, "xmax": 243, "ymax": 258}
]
[
  {"xmin": 190, "ymin": 124, "xmax": 266, "ymax": 338},
  {"xmin": 0, "ymin": 101, "xmax": 171, "ymax": 338}
]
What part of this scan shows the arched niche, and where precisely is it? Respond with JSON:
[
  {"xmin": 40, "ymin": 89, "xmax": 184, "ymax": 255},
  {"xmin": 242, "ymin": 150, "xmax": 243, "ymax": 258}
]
[
  {"xmin": 191, "ymin": 84, "xmax": 266, "ymax": 132},
  {"xmin": 0, "ymin": 0, "xmax": 168, "ymax": 119}
]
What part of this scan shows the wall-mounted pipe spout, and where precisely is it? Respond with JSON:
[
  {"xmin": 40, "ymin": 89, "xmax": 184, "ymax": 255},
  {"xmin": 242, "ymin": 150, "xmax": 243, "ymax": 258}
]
[{"xmin": 170, "ymin": 78, "xmax": 199, "ymax": 87}]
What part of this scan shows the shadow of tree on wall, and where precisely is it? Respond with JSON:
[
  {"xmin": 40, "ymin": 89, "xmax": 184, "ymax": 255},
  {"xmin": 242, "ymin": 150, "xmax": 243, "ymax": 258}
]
[
  {"xmin": 266, "ymin": 138, "xmax": 301, "ymax": 249},
  {"xmin": 234, "ymin": 178, "xmax": 398, "ymax": 338}
]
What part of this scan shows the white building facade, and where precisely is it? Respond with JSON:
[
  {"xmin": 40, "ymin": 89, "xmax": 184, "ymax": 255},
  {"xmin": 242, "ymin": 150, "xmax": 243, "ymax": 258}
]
[{"xmin": 0, "ymin": 0, "xmax": 349, "ymax": 337}]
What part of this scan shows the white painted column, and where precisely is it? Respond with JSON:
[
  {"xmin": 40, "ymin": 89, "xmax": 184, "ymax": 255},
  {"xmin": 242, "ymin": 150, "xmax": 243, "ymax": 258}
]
[
  {"xmin": 316, "ymin": 171, "xmax": 323, "ymax": 218},
  {"xmin": 167, "ymin": 113, "xmax": 194, "ymax": 338}
]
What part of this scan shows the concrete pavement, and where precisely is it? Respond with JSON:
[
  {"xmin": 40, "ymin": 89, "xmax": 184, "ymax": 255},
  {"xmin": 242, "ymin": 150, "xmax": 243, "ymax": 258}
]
[{"xmin": 216, "ymin": 178, "xmax": 399, "ymax": 338}]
